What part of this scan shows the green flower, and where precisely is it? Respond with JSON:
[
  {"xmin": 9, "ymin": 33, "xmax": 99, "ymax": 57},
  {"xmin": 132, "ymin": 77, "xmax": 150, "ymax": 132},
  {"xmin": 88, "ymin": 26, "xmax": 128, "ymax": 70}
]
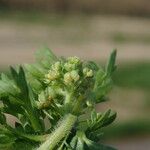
[
  {"xmin": 64, "ymin": 62, "xmax": 74, "ymax": 71},
  {"xmin": 64, "ymin": 70, "xmax": 80, "ymax": 84},
  {"xmin": 64, "ymin": 56, "xmax": 81, "ymax": 71},
  {"xmin": 51, "ymin": 61, "xmax": 61, "ymax": 71},
  {"xmin": 45, "ymin": 70, "xmax": 60, "ymax": 81},
  {"xmin": 83, "ymin": 67, "xmax": 93, "ymax": 77},
  {"xmin": 67, "ymin": 56, "xmax": 80, "ymax": 64},
  {"xmin": 70, "ymin": 70, "xmax": 80, "ymax": 82},
  {"xmin": 64, "ymin": 72, "xmax": 73, "ymax": 84}
]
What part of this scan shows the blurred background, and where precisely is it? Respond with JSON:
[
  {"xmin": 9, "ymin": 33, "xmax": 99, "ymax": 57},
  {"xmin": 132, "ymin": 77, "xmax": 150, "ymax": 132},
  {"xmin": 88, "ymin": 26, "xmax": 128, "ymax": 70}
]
[{"xmin": 0, "ymin": 1, "xmax": 150, "ymax": 149}]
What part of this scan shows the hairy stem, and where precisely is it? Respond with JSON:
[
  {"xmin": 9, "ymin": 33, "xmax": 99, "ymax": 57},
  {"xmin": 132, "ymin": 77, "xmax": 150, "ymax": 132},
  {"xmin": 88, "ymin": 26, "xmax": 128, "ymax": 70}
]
[{"xmin": 37, "ymin": 113, "xmax": 77, "ymax": 150}]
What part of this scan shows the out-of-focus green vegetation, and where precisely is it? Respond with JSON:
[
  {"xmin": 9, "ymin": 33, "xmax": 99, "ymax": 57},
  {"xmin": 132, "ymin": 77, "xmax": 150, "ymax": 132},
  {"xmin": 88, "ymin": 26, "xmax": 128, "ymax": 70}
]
[
  {"xmin": 0, "ymin": 0, "xmax": 150, "ymax": 16},
  {"xmin": 113, "ymin": 62, "xmax": 150, "ymax": 89},
  {"xmin": 0, "ymin": 9, "xmax": 67, "ymax": 25},
  {"xmin": 104, "ymin": 62, "xmax": 150, "ymax": 140},
  {"xmin": 102, "ymin": 119, "xmax": 150, "ymax": 140},
  {"xmin": 112, "ymin": 32, "xmax": 150, "ymax": 44}
]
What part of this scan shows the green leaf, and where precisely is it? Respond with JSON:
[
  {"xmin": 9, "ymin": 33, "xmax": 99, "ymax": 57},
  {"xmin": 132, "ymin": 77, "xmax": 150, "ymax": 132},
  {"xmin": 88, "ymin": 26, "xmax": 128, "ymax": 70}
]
[
  {"xmin": 9, "ymin": 96, "xmax": 25, "ymax": 106},
  {"xmin": 94, "ymin": 78, "xmax": 113, "ymax": 103},
  {"xmin": 0, "ymin": 111, "xmax": 6, "ymax": 124},
  {"xmin": 86, "ymin": 109, "xmax": 116, "ymax": 138},
  {"xmin": 70, "ymin": 136, "xmax": 78, "ymax": 148},
  {"xmin": 35, "ymin": 48, "xmax": 58, "ymax": 69},
  {"xmin": 105, "ymin": 49, "xmax": 117, "ymax": 77},
  {"xmin": 24, "ymin": 64, "xmax": 46, "ymax": 79},
  {"xmin": 0, "ymin": 74, "xmax": 19, "ymax": 98},
  {"xmin": 94, "ymin": 70, "xmax": 105, "ymax": 88},
  {"xmin": 10, "ymin": 66, "xmax": 29, "ymax": 101},
  {"xmin": 25, "ymin": 72, "xmax": 44, "ymax": 94},
  {"xmin": 102, "ymin": 111, "xmax": 117, "ymax": 127},
  {"xmin": 11, "ymin": 140, "xmax": 38, "ymax": 150},
  {"xmin": 70, "ymin": 131, "xmax": 117, "ymax": 150},
  {"xmin": 0, "ymin": 134, "xmax": 16, "ymax": 145},
  {"xmin": 76, "ymin": 138, "xmax": 85, "ymax": 150}
]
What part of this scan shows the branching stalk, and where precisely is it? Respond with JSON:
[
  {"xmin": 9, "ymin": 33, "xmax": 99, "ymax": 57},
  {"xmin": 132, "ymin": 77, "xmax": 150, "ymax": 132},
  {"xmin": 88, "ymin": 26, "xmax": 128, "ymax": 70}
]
[{"xmin": 37, "ymin": 113, "xmax": 77, "ymax": 150}]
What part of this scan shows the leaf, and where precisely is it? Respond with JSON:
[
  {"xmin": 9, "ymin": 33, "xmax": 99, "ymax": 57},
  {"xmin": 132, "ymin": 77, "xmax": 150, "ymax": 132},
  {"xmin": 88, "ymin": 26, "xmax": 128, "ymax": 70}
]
[
  {"xmin": 3, "ymin": 101, "xmax": 24, "ymax": 116},
  {"xmin": 76, "ymin": 138, "xmax": 85, "ymax": 150},
  {"xmin": 0, "ymin": 134, "xmax": 16, "ymax": 145},
  {"xmin": 102, "ymin": 111, "xmax": 117, "ymax": 127},
  {"xmin": 70, "ymin": 136, "xmax": 78, "ymax": 148},
  {"xmin": 28, "ymin": 85, "xmax": 37, "ymax": 108},
  {"xmin": 85, "ymin": 109, "xmax": 116, "ymax": 141},
  {"xmin": 94, "ymin": 78, "xmax": 113, "ymax": 103},
  {"xmin": 94, "ymin": 70, "xmax": 105, "ymax": 88},
  {"xmin": 70, "ymin": 134, "xmax": 85, "ymax": 150},
  {"xmin": 0, "ymin": 111, "xmax": 6, "ymax": 124},
  {"xmin": 10, "ymin": 66, "xmax": 29, "ymax": 101},
  {"xmin": 9, "ymin": 96, "xmax": 25, "ymax": 106},
  {"xmin": 11, "ymin": 140, "xmax": 38, "ymax": 150},
  {"xmin": 26, "ymin": 72, "xmax": 44, "ymax": 94},
  {"xmin": 105, "ymin": 50, "xmax": 117, "ymax": 77},
  {"xmin": 85, "ymin": 61, "xmax": 99, "ymax": 71},
  {"xmin": 70, "ymin": 132, "xmax": 117, "ymax": 150},
  {"xmin": 35, "ymin": 48, "xmax": 58, "ymax": 69},
  {"xmin": 24, "ymin": 64, "xmax": 46, "ymax": 79},
  {"xmin": 0, "ymin": 74, "xmax": 19, "ymax": 98}
]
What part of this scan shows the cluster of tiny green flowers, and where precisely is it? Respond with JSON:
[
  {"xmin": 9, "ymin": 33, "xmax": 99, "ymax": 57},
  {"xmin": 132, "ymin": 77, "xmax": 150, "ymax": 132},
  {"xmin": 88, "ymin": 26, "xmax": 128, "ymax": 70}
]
[{"xmin": 45, "ymin": 56, "xmax": 94, "ymax": 86}]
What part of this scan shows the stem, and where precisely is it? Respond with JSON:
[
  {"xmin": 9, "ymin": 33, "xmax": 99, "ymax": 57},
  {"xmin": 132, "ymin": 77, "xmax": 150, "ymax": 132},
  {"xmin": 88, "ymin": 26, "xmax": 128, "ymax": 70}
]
[
  {"xmin": 37, "ymin": 113, "xmax": 77, "ymax": 150},
  {"xmin": 72, "ymin": 95, "xmax": 84, "ymax": 114}
]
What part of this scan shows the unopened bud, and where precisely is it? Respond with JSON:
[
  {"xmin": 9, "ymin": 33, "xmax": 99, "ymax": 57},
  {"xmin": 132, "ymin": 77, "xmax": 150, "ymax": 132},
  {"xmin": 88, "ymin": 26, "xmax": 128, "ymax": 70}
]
[
  {"xmin": 70, "ymin": 70, "xmax": 80, "ymax": 82},
  {"xmin": 64, "ymin": 72, "xmax": 73, "ymax": 84},
  {"xmin": 51, "ymin": 61, "xmax": 61, "ymax": 71},
  {"xmin": 67, "ymin": 56, "xmax": 80, "ymax": 64},
  {"xmin": 45, "ymin": 70, "xmax": 60, "ymax": 81},
  {"xmin": 83, "ymin": 67, "xmax": 93, "ymax": 77}
]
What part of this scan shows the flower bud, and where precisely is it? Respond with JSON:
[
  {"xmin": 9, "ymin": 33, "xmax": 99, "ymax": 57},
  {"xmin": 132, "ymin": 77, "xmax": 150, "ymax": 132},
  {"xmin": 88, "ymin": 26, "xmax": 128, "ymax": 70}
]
[
  {"xmin": 64, "ymin": 63, "xmax": 74, "ymax": 71},
  {"xmin": 51, "ymin": 61, "xmax": 61, "ymax": 71},
  {"xmin": 64, "ymin": 70, "xmax": 80, "ymax": 85},
  {"xmin": 45, "ymin": 70, "xmax": 60, "ymax": 81},
  {"xmin": 67, "ymin": 56, "xmax": 80, "ymax": 64},
  {"xmin": 70, "ymin": 70, "xmax": 80, "ymax": 82},
  {"xmin": 83, "ymin": 67, "xmax": 93, "ymax": 77},
  {"xmin": 64, "ymin": 72, "xmax": 73, "ymax": 84}
]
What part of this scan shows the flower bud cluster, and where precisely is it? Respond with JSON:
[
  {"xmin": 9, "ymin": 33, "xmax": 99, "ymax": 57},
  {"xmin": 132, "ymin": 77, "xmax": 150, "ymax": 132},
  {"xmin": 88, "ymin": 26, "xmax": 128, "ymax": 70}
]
[
  {"xmin": 45, "ymin": 57, "xmax": 94, "ymax": 86},
  {"xmin": 42, "ymin": 56, "xmax": 95, "ymax": 109}
]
